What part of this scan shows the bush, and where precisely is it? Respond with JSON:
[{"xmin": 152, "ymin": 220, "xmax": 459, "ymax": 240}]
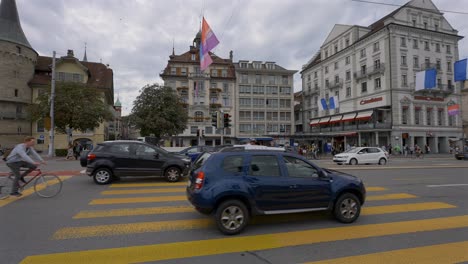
[{"xmin": 55, "ymin": 149, "xmax": 68, "ymax": 157}]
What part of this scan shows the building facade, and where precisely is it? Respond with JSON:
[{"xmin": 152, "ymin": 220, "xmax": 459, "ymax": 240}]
[
  {"xmin": 234, "ymin": 61, "xmax": 296, "ymax": 145},
  {"xmin": 30, "ymin": 50, "xmax": 115, "ymax": 150},
  {"xmin": 160, "ymin": 33, "xmax": 236, "ymax": 147},
  {"xmin": 0, "ymin": 0, "xmax": 37, "ymax": 147},
  {"xmin": 301, "ymin": 0, "xmax": 463, "ymax": 153}
]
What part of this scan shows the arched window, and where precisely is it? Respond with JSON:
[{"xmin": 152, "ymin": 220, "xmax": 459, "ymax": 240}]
[{"xmin": 195, "ymin": 111, "xmax": 204, "ymax": 122}]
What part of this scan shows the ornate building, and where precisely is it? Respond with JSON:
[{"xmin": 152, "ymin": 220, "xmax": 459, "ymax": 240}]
[{"xmin": 0, "ymin": 0, "xmax": 37, "ymax": 147}]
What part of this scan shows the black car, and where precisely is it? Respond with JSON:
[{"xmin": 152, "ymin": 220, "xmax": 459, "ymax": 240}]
[{"xmin": 81, "ymin": 141, "xmax": 191, "ymax": 184}]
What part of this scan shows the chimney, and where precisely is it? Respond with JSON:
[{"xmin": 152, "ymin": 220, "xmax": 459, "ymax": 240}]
[
  {"xmin": 229, "ymin": 50, "xmax": 233, "ymax": 61},
  {"xmin": 67, "ymin": 49, "xmax": 74, "ymax": 57}
]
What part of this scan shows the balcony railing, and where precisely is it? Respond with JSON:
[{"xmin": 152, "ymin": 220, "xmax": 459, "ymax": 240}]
[
  {"xmin": 328, "ymin": 79, "xmax": 343, "ymax": 90},
  {"xmin": 354, "ymin": 63, "xmax": 385, "ymax": 81},
  {"xmin": 189, "ymin": 72, "xmax": 211, "ymax": 78},
  {"xmin": 303, "ymin": 89, "xmax": 319, "ymax": 97},
  {"xmin": 420, "ymin": 63, "xmax": 437, "ymax": 71},
  {"xmin": 176, "ymin": 86, "xmax": 188, "ymax": 91},
  {"xmin": 412, "ymin": 83, "xmax": 455, "ymax": 97}
]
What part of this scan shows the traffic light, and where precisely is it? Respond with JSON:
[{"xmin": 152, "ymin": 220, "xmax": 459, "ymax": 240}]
[
  {"xmin": 211, "ymin": 111, "xmax": 219, "ymax": 128},
  {"xmin": 223, "ymin": 113, "xmax": 232, "ymax": 128}
]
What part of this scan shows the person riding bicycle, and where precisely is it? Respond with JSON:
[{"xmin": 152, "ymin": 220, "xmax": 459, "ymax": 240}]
[{"xmin": 5, "ymin": 136, "xmax": 46, "ymax": 197}]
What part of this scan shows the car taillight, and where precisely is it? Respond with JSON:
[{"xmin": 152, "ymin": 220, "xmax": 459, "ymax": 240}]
[
  {"xmin": 87, "ymin": 153, "xmax": 96, "ymax": 161},
  {"xmin": 195, "ymin": 171, "xmax": 205, "ymax": 190}
]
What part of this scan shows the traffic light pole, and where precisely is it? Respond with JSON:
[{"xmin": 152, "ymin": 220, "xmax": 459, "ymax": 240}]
[{"xmin": 48, "ymin": 51, "xmax": 56, "ymax": 157}]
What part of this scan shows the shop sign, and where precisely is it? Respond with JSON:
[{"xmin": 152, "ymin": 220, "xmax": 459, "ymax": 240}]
[
  {"xmin": 414, "ymin": 96, "xmax": 444, "ymax": 102},
  {"xmin": 360, "ymin": 97, "xmax": 383, "ymax": 105}
]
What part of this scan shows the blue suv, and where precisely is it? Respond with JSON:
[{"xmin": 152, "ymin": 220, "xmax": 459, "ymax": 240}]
[{"xmin": 186, "ymin": 149, "xmax": 366, "ymax": 235}]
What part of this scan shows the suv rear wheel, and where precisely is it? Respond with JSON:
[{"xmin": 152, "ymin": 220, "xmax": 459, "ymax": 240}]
[
  {"xmin": 215, "ymin": 200, "xmax": 249, "ymax": 235},
  {"xmin": 164, "ymin": 166, "xmax": 181, "ymax": 182},
  {"xmin": 333, "ymin": 193, "xmax": 361, "ymax": 223},
  {"xmin": 93, "ymin": 168, "xmax": 113, "ymax": 185}
]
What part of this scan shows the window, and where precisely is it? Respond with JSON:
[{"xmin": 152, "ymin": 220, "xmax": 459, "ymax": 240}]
[
  {"xmin": 424, "ymin": 41, "xmax": 429, "ymax": 51},
  {"xmin": 239, "ymin": 111, "xmax": 251, "ymax": 120},
  {"xmin": 435, "ymin": 23, "xmax": 439, "ymax": 31},
  {"xmin": 426, "ymin": 109, "xmax": 433, "ymax": 125},
  {"xmin": 266, "ymin": 86, "xmax": 278, "ymax": 94},
  {"xmin": 280, "ymin": 87, "xmax": 291, "ymax": 94},
  {"xmin": 436, "ymin": 59, "xmax": 441, "ymax": 70},
  {"xmin": 401, "ymin": 55, "xmax": 407, "ymax": 66},
  {"xmin": 373, "ymin": 42, "xmax": 379, "ymax": 52},
  {"xmin": 375, "ymin": 77, "xmax": 381, "ymax": 89},
  {"xmin": 334, "ymin": 75, "xmax": 339, "ymax": 84},
  {"xmin": 325, "ymin": 51, "xmax": 328, "ymax": 58},
  {"xmin": 447, "ymin": 45, "xmax": 451, "ymax": 54},
  {"xmin": 361, "ymin": 82, "xmax": 367, "ymax": 93},
  {"xmin": 345, "ymin": 56, "xmax": 350, "ymax": 65},
  {"xmin": 438, "ymin": 109, "xmax": 443, "ymax": 125},
  {"xmin": 284, "ymin": 156, "xmax": 318, "ymax": 178},
  {"xmin": 253, "ymin": 98, "xmax": 265, "ymax": 107},
  {"xmin": 222, "ymin": 70, "xmax": 227, "ymax": 77},
  {"xmin": 402, "ymin": 107, "xmax": 408, "ymax": 124},
  {"xmin": 223, "ymin": 83, "xmax": 229, "ymax": 93},
  {"xmin": 268, "ymin": 75, "xmax": 276, "ymax": 85},
  {"xmin": 267, "ymin": 99, "xmax": 278, "ymax": 108},
  {"xmin": 402, "ymin": 74, "xmax": 407, "ymax": 86},
  {"xmin": 412, "ymin": 19, "xmax": 416, "ymax": 27},
  {"xmin": 307, "ymin": 74, "xmax": 311, "ymax": 81},
  {"xmin": 334, "ymin": 44, "xmax": 338, "ymax": 53},
  {"xmin": 211, "ymin": 69, "xmax": 218, "ymax": 77},
  {"xmin": 325, "ymin": 79, "xmax": 329, "ymax": 88},
  {"xmin": 334, "ymin": 62, "xmax": 338, "ymax": 70},
  {"xmin": 314, "ymin": 71, "xmax": 318, "ymax": 78},
  {"xmin": 424, "ymin": 22, "xmax": 427, "ymax": 29},
  {"xmin": 361, "ymin": 65, "xmax": 367, "ymax": 75},
  {"xmin": 14, "ymin": 89, "xmax": 18, "ymax": 97},
  {"xmin": 194, "ymin": 111, "xmax": 204, "ymax": 122},
  {"xmin": 280, "ymin": 112, "xmax": 291, "ymax": 121},
  {"xmin": 448, "ymin": 79, "xmax": 453, "ymax": 90},
  {"xmin": 191, "ymin": 54, "xmax": 196, "ymax": 61},
  {"xmin": 280, "ymin": 99, "xmax": 291, "ymax": 108},
  {"xmin": 240, "ymin": 98, "xmax": 251, "ymax": 106},
  {"xmin": 239, "ymin": 85, "xmax": 251, "ymax": 94},
  {"xmin": 345, "ymin": 39, "xmax": 350, "ymax": 47},
  {"xmin": 413, "ymin": 56, "xmax": 419, "ymax": 68},
  {"xmin": 191, "ymin": 126, "xmax": 198, "ymax": 134},
  {"xmin": 267, "ymin": 112, "xmax": 279, "ymax": 121},
  {"xmin": 37, "ymin": 118, "xmax": 45, "ymax": 132},
  {"xmin": 447, "ymin": 61, "xmax": 452, "ymax": 72},
  {"xmin": 222, "ymin": 156, "xmax": 244, "ymax": 174},
  {"xmin": 425, "ymin": 57, "xmax": 430, "ymax": 68},
  {"xmin": 360, "ymin": 48, "xmax": 366, "ymax": 58},
  {"xmin": 374, "ymin": 59, "xmax": 381, "ymax": 69},
  {"xmin": 253, "ymin": 111, "xmax": 265, "ymax": 120},
  {"xmin": 255, "ymin": 74, "xmax": 262, "ymax": 84},
  {"xmin": 401, "ymin": 37, "xmax": 406, "ymax": 47},
  {"xmin": 448, "ymin": 115, "xmax": 455, "ymax": 126},
  {"xmin": 413, "ymin": 39, "xmax": 418, "ymax": 49},
  {"xmin": 436, "ymin": 43, "xmax": 440, "ymax": 52},
  {"xmin": 346, "ymin": 87, "xmax": 351, "ymax": 97},
  {"xmin": 414, "ymin": 107, "xmax": 421, "ymax": 125},
  {"xmin": 346, "ymin": 71, "xmax": 351, "ymax": 81},
  {"xmin": 267, "ymin": 124, "xmax": 279, "ymax": 132},
  {"xmin": 108, "ymin": 144, "xmax": 131, "ymax": 154},
  {"xmin": 252, "ymin": 86, "xmax": 264, "ymax": 94},
  {"xmin": 282, "ymin": 75, "xmax": 288, "ymax": 85},
  {"xmin": 325, "ymin": 66, "xmax": 329, "ymax": 74},
  {"xmin": 135, "ymin": 145, "xmax": 156, "ymax": 156},
  {"xmin": 170, "ymin": 67, "xmax": 176, "ymax": 75},
  {"xmin": 249, "ymin": 156, "xmax": 280, "ymax": 177}
]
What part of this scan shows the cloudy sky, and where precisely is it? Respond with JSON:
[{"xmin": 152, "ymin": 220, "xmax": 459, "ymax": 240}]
[{"xmin": 16, "ymin": 0, "xmax": 468, "ymax": 115}]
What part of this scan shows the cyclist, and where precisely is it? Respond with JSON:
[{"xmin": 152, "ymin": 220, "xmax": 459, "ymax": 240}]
[{"xmin": 5, "ymin": 136, "xmax": 46, "ymax": 197}]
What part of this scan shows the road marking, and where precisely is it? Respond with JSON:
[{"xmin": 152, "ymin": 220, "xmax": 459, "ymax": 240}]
[
  {"xmin": 59, "ymin": 202, "xmax": 456, "ymax": 238},
  {"xmin": 73, "ymin": 201, "xmax": 454, "ymax": 219},
  {"xmin": 366, "ymin": 187, "xmax": 387, "ymax": 191},
  {"xmin": 89, "ymin": 193, "xmax": 411, "ymax": 205},
  {"xmin": 394, "ymin": 178, "xmax": 440, "ymax": 181},
  {"xmin": 366, "ymin": 193, "xmax": 417, "ymax": 201},
  {"xmin": 109, "ymin": 182, "xmax": 187, "ymax": 188},
  {"xmin": 23, "ymin": 215, "xmax": 468, "ymax": 264},
  {"xmin": 304, "ymin": 241, "xmax": 468, "ymax": 264},
  {"xmin": 101, "ymin": 188, "xmax": 185, "ymax": 195},
  {"xmin": 327, "ymin": 165, "xmax": 468, "ymax": 170},
  {"xmin": 427, "ymin": 184, "xmax": 468, "ymax": 188},
  {"xmin": 89, "ymin": 195, "xmax": 187, "ymax": 205},
  {"xmin": 0, "ymin": 176, "xmax": 71, "ymax": 208}
]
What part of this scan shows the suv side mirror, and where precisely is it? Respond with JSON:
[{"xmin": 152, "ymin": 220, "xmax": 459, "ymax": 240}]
[{"xmin": 154, "ymin": 153, "xmax": 160, "ymax": 159}]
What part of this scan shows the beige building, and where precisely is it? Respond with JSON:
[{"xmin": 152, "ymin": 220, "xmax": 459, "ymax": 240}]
[
  {"xmin": 160, "ymin": 32, "xmax": 236, "ymax": 147},
  {"xmin": 234, "ymin": 61, "xmax": 296, "ymax": 145},
  {"xmin": 30, "ymin": 50, "xmax": 115, "ymax": 151},
  {"xmin": 301, "ymin": 0, "xmax": 463, "ymax": 153},
  {"xmin": 0, "ymin": 0, "xmax": 37, "ymax": 147}
]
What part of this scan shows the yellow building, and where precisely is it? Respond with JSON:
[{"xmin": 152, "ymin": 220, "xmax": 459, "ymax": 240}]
[{"xmin": 30, "ymin": 49, "xmax": 115, "ymax": 152}]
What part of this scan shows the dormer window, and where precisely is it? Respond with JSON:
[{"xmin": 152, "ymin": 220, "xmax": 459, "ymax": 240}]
[
  {"xmin": 16, "ymin": 46, "xmax": 21, "ymax": 54},
  {"xmin": 191, "ymin": 54, "xmax": 196, "ymax": 61}
]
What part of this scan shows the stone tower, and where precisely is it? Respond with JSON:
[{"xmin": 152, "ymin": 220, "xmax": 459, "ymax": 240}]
[{"xmin": 0, "ymin": 0, "xmax": 38, "ymax": 146}]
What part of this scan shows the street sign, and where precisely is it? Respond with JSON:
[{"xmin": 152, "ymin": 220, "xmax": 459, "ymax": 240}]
[{"xmin": 39, "ymin": 134, "xmax": 45, "ymax": 140}]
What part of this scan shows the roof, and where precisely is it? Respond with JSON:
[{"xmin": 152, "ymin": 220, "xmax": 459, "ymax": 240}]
[
  {"xmin": 30, "ymin": 56, "xmax": 114, "ymax": 90},
  {"xmin": 0, "ymin": 0, "xmax": 33, "ymax": 49}
]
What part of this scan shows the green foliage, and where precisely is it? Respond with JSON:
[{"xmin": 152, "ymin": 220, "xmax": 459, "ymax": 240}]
[
  {"xmin": 28, "ymin": 82, "xmax": 113, "ymax": 134},
  {"xmin": 55, "ymin": 149, "xmax": 68, "ymax": 157},
  {"xmin": 131, "ymin": 84, "xmax": 188, "ymax": 138}
]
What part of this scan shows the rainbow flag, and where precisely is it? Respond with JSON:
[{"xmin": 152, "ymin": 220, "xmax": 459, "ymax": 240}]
[
  {"xmin": 448, "ymin": 104, "xmax": 460, "ymax": 116},
  {"xmin": 200, "ymin": 17, "xmax": 219, "ymax": 71}
]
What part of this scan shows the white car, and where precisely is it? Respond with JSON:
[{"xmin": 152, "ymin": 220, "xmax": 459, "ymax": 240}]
[{"xmin": 333, "ymin": 147, "xmax": 389, "ymax": 165}]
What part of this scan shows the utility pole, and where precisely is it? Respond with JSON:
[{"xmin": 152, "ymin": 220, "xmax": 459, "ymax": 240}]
[{"xmin": 48, "ymin": 51, "xmax": 56, "ymax": 157}]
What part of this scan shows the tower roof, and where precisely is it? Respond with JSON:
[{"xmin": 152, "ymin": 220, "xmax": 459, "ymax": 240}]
[
  {"xmin": 0, "ymin": 0, "xmax": 33, "ymax": 48},
  {"xmin": 115, "ymin": 97, "xmax": 122, "ymax": 107}
]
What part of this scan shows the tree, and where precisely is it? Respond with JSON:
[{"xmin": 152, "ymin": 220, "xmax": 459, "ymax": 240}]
[
  {"xmin": 28, "ymin": 82, "xmax": 113, "ymax": 143},
  {"xmin": 131, "ymin": 84, "xmax": 188, "ymax": 138}
]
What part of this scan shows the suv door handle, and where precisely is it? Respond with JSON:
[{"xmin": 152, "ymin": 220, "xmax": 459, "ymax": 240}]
[{"xmin": 289, "ymin": 185, "xmax": 297, "ymax": 189}]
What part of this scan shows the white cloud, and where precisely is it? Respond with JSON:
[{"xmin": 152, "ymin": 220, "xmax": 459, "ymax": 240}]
[{"xmin": 15, "ymin": 0, "xmax": 468, "ymax": 115}]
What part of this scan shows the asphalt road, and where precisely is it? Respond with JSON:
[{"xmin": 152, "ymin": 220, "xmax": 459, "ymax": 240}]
[{"xmin": 0, "ymin": 158, "xmax": 467, "ymax": 263}]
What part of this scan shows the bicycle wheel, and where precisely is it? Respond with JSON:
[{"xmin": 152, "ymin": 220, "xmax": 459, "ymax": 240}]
[
  {"xmin": 0, "ymin": 176, "xmax": 13, "ymax": 200},
  {"xmin": 34, "ymin": 174, "xmax": 62, "ymax": 198}
]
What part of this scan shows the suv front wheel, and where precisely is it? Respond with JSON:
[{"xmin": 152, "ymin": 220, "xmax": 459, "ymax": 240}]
[
  {"xmin": 164, "ymin": 166, "xmax": 181, "ymax": 182},
  {"xmin": 215, "ymin": 200, "xmax": 250, "ymax": 235},
  {"xmin": 93, "ymin": 168, "xmax": 113, "ymax": 185},
  {"xmin": 333, "ymin": 193, "xmax": 361, "ymax": 223}
]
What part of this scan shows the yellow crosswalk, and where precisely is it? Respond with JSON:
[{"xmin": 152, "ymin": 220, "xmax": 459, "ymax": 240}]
[{"xmin": 19, "ymin": 183, "xmax": 467, "ymax": 264}]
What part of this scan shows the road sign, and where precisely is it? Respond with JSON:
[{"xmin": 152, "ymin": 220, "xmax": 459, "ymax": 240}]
[{"xmin": 39, "ymin": 134, "xmax": 45, "ymax": 140}]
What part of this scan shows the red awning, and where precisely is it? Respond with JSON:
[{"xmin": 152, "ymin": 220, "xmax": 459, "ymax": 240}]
[
  {"xmin": 329, "ymin": 115, "xmax": 343, "ymax": 124},
  {"xmin": 309, "ymin": 118, "xmax": 320, "ymax": 126},
  {"xmin": 341, "ymin": 113, "xmax": 357, "ymax": 122},
  {"xmin": 355, "ymin": 110, "xmax": 373, "ymax": 121},
  {"xmin": 318, "ymin": 117, "xmax": 331, "ymax": 125}
]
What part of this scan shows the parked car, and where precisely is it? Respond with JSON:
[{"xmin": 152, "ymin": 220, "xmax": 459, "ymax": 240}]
[
  {"xmin": 333, "ymin": 147, "xmax": 388, "ymax": 165},
  {"xmin": 186, "ymin": 149, "xmax": 366, "ymax": 235},
  {"xmin": 455, "ymin": 146, "xmax": 468, "ymax": 160},
  {"xmin": 81, "ymin": 141, "xmax": 191, "ymax": 184},
  {"xmin": 178, "ymin": 146, "xmax": 216, "ymax": 162}
]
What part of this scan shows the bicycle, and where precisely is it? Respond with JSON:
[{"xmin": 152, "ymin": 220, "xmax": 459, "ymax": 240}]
[{"xmin": 0, "ymin": 168, "xmax": 62, "ymax": 199}]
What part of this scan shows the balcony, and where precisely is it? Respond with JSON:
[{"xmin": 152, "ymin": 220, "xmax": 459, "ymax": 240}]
[
  {"xmin": 303, "ymin": 89, "xmax": 319, "ymax": 97},
  {"xmin": 354, "ymin": 63, "xmax": 385, "ymax": 81},
  {"xmin": 420, "ymin": 63, "xmax": 437, "ymax": 71},
  {"xmin": 412, "ymin": 83, "xmax": 454, "ymax": 97},
  {"xmin": 0, "ymin": 112, "xmax": 27, "ymax": 120},
  {"xmin": 209, "ymin": 87, "xmax": 222, "ymax": 93},
  {"xmin": 328, "ymin": 79, "xmax": 343, "ymax": 90},
  {"xmin": 189, "ymin": 72, "xmax": 211, "ymax": 79},
  {"xmin": 209, "ymin": 98, "xmax": 222, "ymax": 108},
  {"xmin": 179, "ymin": 97, "xmax": 189, "ymax": 106},
  {"xmin": 176, "ymin": 86, "xmax": 188, "ymax": 91}
]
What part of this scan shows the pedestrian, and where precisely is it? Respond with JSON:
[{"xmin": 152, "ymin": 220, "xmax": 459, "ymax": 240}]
[
  {"xmin": 73, "ymin": 142, "xmax": 82, "ymax": 160},
  {"xmin": 5, "ymin": 136, "xmax": 46, "ymax": 196},
  {"xmin": 66, "ymin": 144, "xmax": 74, "ymax": 160}
]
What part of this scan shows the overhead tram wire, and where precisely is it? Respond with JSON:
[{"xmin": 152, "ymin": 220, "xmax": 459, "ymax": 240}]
[{"xmin": 351, "ymin": 0, "xmax": 468, "ymax": 15}]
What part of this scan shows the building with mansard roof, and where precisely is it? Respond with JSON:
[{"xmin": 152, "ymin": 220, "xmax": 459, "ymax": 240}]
[{"xmin": 300, "ymin": 0, "xmax": 463, "ymax": 153}]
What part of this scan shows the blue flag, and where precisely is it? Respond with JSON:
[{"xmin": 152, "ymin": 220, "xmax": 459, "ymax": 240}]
[{"xmin": 454, "ymin": 59, "xmax": 468, "ymax": 82}]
